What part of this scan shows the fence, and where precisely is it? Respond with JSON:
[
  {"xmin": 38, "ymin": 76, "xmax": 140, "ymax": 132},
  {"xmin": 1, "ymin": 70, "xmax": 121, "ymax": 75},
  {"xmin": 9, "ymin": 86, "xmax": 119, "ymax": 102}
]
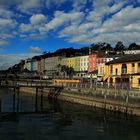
[{"xmin": 54, "ymin": 82, "xmax": 140, "ymax": 106}]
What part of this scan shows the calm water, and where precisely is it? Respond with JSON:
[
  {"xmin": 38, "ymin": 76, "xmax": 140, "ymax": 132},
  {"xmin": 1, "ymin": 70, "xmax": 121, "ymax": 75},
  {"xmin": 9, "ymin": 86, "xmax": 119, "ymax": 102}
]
[{"xmin": 0, "ymin": 89, "xmax": 140, "ymax": 140}]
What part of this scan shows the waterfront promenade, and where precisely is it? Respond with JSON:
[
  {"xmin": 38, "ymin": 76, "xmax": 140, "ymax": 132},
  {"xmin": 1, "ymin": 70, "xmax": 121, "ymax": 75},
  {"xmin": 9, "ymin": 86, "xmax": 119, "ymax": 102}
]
[{"xmin": 0, "ymin": 79, "xmax": 140, "ymax": 117}]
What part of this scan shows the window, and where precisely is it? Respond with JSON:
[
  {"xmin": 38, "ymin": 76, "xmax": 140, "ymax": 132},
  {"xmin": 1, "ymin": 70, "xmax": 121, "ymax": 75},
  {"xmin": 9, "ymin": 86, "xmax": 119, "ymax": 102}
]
[
  {"xmin": 110, "ymin": 65, "xmax": 113, "ymax": 75},
  {"xmin": 132, "ymin": 63, "xmax": 135, "ymax": 67},
  {"xmin": 132, "ymin": 63, "xmax": 135, "ymax": 73},
  {"xmin": 122, "ymin": 64, "xmax": 127, "ymax": 74},
  {"xmin": 138, "ymin": 63, "xmax": 140, "ymax": 73},
  {"xmin": 115, "ymin": 68, "xmax": 118, "ymax": 75},
  {"xmin": 138, "ymin": 79, "xmax": 140, "ymax": 85}
]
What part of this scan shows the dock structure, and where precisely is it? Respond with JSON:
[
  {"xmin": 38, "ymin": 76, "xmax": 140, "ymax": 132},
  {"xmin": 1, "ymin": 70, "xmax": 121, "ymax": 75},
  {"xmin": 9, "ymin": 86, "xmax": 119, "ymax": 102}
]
[
  {"xmin": 0, "ymin": 80, "xmax": 64, "ymax": 112},
  {"xmin": 0, "ymin": 80, "xmax": 63, "ymax": 88},
  {"xmin": 0, "ymin": 80, "xmax": 63, "ymax": 99}
]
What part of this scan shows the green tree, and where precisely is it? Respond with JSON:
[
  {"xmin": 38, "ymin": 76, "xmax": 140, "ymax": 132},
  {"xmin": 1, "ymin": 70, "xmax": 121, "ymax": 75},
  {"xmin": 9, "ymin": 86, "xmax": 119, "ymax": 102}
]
[
  {"xmin": 114, "ymin": 41, "xmax": 124, "ymax": 51},
  {"xmin": 128, "ymin": 43, "xmax": 140, "ymax": 50},
  {"xmin": 101, "ymin": 43, "xmax": 113, "ymax": 51},
  {"xmin": 60, "ymin": 65, "xmax": 75, "ymax": 79},
  {"xmin": 67, "ymin": 66, "xmax": 74, "ymax": 79}
]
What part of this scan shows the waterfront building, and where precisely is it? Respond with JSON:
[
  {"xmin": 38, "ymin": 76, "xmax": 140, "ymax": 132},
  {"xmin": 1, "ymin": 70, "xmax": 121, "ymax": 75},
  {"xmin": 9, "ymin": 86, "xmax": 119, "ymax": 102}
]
[
  {"xmin": 60, "ymin": 57, "xmax": 67, "ymax": 66},
  {"xmin": 31, "ymin": 60, "xmax": 37, "ymax": 72},
  {"xmin": 61, "ymin": 56, "xmax": 80, "ymax": 71},
  {"xmin": 40, "ymin": 58, "xmax": 45, "ymax": 73},
  {"xmin": 97, "ymin": 55, "xmax": 120, "ymax": 82},
  {"xmin": 24, "ymin": 58, "xmax": 32, "ymax": 71},
  {"xmin": 44, "ymin": 56, "xmax": 63, "ymax": 78},
  {"xmin": 123, "ymin": 49, "xmax": 140, "ymax": 55},
  {"xmin": 88, "ymin": 54, "xmax": 97, "ymax": 73},
  {"xmin": 79, "ymin": 55, "xmax": 89, "ymax": 77},
  {"xmin": 105, "ymin": 54, "xmax": 140, "ymax": 88},
  {"xmin": 74, "ymin": 56, "xmax": 80, "ymax": 72},
  {"xmin": 40, "ymin": 54, "xmax": 48, "ymax": 73},
  {"xmin": 36, "ymin": 57, "xmax": 41, "ymax": 73},
  {"xmin": 66, "ymin": 57, "xmax": 76, "ymax": 68},
  {"xmin": 31, "ymin": 56, "xmax": 42, "ymax": 73}
]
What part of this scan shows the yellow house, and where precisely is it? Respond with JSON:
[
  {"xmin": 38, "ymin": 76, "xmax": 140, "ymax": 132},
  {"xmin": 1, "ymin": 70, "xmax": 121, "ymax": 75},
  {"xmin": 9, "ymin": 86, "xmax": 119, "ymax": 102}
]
[
  {"xmin": 60, "ymin": 57, "xmax": 77, "ymax": 70},
  {"xmin": 97, "ymin": 64, "xmax": 105, "ymax": 81},
  {"xmin": 104, "ymin": 54, "xmax": 140, "ymax": 89}
]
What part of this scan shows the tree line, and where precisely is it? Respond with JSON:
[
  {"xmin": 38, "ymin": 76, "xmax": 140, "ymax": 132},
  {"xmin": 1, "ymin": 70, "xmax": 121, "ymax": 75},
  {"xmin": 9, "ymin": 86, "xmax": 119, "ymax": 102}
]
[{"xmin": 42, "ymin": 41, "xmax": 140, "ymax": 57}]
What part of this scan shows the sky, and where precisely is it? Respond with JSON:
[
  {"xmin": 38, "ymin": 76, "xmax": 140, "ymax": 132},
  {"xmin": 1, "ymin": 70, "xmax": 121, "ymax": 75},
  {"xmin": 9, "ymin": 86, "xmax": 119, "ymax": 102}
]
[{"xmin": 0, "ymin": 0, "xmax": 140, "ymax": 69}]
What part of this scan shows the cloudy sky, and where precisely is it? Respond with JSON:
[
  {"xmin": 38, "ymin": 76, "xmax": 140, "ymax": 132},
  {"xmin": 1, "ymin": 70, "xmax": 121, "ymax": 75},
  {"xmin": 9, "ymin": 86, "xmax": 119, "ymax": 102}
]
[{"xmin": 0, "ymin": 0, "xmax": 140, "ymax": 69}]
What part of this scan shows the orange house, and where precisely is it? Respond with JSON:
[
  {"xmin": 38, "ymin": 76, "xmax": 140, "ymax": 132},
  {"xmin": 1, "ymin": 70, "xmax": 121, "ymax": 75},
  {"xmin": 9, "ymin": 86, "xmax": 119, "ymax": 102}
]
[{"xmin": 88, "ymin": 54, "xmax": 97, "ymax": 73}]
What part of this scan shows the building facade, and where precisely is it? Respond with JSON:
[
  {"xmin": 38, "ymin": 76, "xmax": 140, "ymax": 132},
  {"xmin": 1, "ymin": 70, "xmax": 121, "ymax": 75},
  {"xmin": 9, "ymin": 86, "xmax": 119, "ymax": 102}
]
[
  {"xmin": 44, "ymin": 56, "xmax": 63, "ymax": 77},
  {"xmin": 88, "ymin": 54, "xmax": 97, "ymax": 73},
  {"xmin": 105, "ymin": 54, "xmax": 140, "ymax": 88},
  {"xmin": 24, "ymin": 58, "xmax": 32, "ymax": 71}
]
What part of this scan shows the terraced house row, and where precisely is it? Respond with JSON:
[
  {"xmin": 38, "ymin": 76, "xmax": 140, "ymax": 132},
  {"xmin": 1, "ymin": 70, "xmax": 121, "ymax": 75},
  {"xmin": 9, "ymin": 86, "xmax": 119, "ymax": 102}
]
[
  {"xmin": 24, "ymin": 53, "xmax": 116, "ymax": 78},
  {"xmin": 23, "ymin": 53, "xmax": 140, "ymax": 88}
]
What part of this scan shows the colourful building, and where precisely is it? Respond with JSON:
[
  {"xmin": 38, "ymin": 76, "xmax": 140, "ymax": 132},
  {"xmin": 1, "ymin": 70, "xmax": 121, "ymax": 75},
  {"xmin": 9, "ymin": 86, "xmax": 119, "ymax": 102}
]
[
  {"xmin": 79, "ymin": 55, "xmax": 89, "ymax": 77},
  {"xmin": 105, "ymin": 54, "xmax": 140, "ymax": 89},
  {"xmin": 74, "ymin": 56, "xmax": 80, "ymax": 72},
  {"xmin": 24, "ymin": 58, "xmax": 32, "ymax": 71},
  {"xmin": 88, "ymin": 54, "xmax": 97, "ymax": 73},
  {"xmin": 44, "ymin": 56, "xmax": 63, "ymax": 77},
  {"xmin": 97, "ymin": 55, "xmax": 119, "ymax": 82},
  {"xmin": 61, "ymin": 56, "xmax": 80, "ymax": 71}
]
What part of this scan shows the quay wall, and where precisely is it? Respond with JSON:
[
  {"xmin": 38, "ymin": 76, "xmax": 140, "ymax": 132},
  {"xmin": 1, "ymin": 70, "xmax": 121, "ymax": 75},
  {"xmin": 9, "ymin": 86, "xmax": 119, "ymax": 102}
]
[{"xmin": 19, "ymin": 87, "xmax": 140, "ymax": 117}]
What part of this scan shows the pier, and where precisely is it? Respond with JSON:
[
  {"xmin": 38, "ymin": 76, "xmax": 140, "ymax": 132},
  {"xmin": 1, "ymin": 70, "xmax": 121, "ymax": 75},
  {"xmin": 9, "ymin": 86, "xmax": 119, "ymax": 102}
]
[{"xmin": 0, "ymin": 80, "xmax": 63, "ymax": 114}]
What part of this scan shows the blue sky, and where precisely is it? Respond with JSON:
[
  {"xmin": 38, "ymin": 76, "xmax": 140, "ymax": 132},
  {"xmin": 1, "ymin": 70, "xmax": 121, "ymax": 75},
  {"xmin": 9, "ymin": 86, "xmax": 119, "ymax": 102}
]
[{"xmin": 0, "ymin": 0, "xmax": 140, "ymax": 69}]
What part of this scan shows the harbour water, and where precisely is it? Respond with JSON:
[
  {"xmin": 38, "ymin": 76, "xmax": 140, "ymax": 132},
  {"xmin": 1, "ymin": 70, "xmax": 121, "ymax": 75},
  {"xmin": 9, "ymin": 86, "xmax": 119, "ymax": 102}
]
[{"xmin": 0, "ymin": 89, "xmax": 140, "ymax": 140}]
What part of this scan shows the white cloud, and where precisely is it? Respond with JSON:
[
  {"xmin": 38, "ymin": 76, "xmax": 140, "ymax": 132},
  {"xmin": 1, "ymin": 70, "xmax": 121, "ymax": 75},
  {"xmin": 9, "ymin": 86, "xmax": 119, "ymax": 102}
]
[
  {"xmin": 69, "ymin": 34, "xmax": 92, "ymax": 44},
  {"xmin": 72, "ymin": 0, "xmax": 88, "ymax": 11},
  {"xmin": 92, "ymin": 32, "xmax": 140, "ymax": 45},
  {"xmin": 124, "ymin": 21, "xmax": 140, "ymax": 32},
  {"xmin": 0, "ymin": 8, "xmax": 14, "ymax": 18},
  {"xmin": 30, "ymin": 14, "xmax": 47, "ymax": 25},
  {"xmin": 0, "ymin": 34, "xmax": 14, "ymax": 40},
  {"xmin": 0, "ymin": 18, "xmax": 17, "ymax": 30},
  {"xmin": 45, "ymin": 0, "xmax": 66, "ymax": 8},
  {"xmin": 19, "ymin": 23, "xmax": 33, "ymax": 33},
  {"xmin": 0, "ymin": 40, "xmax": 10, "ymax": 46},
  {"xmin": 0, "ymin": 0, "xmax": 139, "ymax": 47},
  {"xmin": 29, "ymin": 46, "xmax": 42, "ymax": 53},
  {"xmin": 58, "ymin": 4, "xmax": 140, "ymax": 45},
  {"xmin": 17, "ymin": 0, "xmax": 43, "ymax": 14},
  {"xmin": 59, "ymin": 22, "xmax": 94, "ymax": 38},
  {"xmin": 102, "ymin": 6, "xmax": 140, "ymax": 29},
  {"xmin": 0, "ymin": 18, "xmax": 17, "ymax": 46},
  {"xmin": 0, "ymin": 0, "xmax": 19, "ymax": 8},
  {"xmin": 45, "ymin": 11, "xmax": 84, "ymax": 31},
  {"xmin": 0, "ymin": 53, "xmax": 38, "ymax": 70},
  {"xmin": 110, "ymin": 1, "xmax": 125, "ymax": 13}
]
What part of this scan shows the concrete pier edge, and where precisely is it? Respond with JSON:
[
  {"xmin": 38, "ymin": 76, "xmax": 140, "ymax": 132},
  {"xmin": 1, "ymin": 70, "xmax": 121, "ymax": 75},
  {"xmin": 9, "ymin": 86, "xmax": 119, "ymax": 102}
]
[{"xmin": 17, "ymin": 87, "xmax": 140, "ymax": 117}]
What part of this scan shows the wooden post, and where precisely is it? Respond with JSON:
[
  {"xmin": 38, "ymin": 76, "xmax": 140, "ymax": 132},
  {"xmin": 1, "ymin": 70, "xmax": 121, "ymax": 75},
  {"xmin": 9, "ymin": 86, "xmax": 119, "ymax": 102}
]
[
  {"xmin": 104, "ymin": 92, "xmax": 107, "ymax": 110},
  {"xmin": 0, "ymin": 99, "xmax": 1, "ymax": 112},
  {"xmin": 35, "ymin": 87, "xmax": 38, "ymax": 112},
  {"xmin": 13, "ymin": 93, "xmax": 16, "ymax": 112},
  {"xmin": 16, "ymin": 87, "xmax": 20, "ymax": 112},
  {"xmin": 40, "ymin": 90, "xmax": 43, "ymax": 111},
  {"xmin": 126, "ymin": 90, "xmax": 129, "ymax": 114}
]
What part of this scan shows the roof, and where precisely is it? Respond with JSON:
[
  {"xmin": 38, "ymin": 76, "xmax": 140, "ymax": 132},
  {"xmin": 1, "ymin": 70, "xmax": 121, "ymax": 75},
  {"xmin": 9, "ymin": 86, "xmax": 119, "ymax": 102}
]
[{"xmin": 106, "ymin": 54, "xmax": 140, "ymax": 65}]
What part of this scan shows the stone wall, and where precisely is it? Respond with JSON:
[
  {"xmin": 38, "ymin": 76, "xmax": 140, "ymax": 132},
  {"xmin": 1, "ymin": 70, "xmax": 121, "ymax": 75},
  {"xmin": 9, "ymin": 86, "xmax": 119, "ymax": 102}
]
[{"xmin": 19, "ymin": 87, "xmax": 140, "ymax": 117}]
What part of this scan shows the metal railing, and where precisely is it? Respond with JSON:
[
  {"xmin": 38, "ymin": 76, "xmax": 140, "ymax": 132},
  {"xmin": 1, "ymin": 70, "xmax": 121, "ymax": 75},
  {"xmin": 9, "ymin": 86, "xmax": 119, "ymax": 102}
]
[{"xmin": 54, "ymin": 82, "xmax": 140, "ymax": 106}]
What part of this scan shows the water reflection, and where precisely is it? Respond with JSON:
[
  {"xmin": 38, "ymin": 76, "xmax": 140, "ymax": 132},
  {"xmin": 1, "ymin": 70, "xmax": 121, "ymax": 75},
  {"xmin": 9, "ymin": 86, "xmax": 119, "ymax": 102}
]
[{"xmin": 0, "ymin": 89, "xmax": 140, "ymax": 140}]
